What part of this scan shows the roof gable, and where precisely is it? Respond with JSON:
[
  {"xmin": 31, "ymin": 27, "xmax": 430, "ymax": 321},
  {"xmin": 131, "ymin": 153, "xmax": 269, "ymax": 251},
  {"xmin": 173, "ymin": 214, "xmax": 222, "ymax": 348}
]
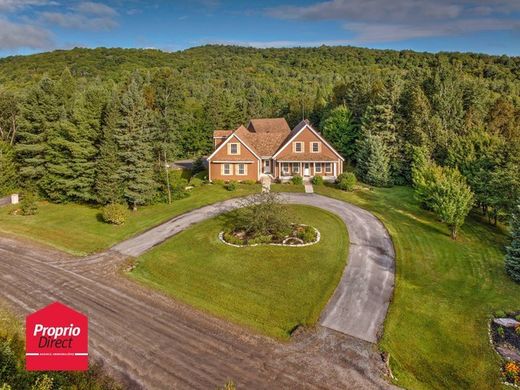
[{"xmin": 207, "ymin": 126, "xmax": 261, "ymax": 161}]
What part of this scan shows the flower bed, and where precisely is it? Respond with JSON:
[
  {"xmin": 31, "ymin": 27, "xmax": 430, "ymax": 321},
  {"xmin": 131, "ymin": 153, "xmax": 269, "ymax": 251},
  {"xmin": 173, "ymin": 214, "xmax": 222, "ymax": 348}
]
[
  {"xmin": 490, "ymin": 311, "xmax": 520, "ymax": 386},
  {"xmin": 220, "ymin": 224, "xmax": 320, "ymax": 247}
]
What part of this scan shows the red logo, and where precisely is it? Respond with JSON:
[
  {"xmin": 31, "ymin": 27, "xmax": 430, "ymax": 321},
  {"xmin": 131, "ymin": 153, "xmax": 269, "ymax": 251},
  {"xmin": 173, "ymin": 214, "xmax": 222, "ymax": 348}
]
[{"xmin": 26, "ymin": 302, "xmax": 88, "ymax": 371}]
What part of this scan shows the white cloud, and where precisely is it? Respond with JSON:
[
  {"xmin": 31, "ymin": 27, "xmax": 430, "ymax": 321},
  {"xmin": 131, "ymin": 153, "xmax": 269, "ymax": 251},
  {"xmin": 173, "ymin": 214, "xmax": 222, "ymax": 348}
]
[
  {"xmin": 0, "ymin": 17, "xmax": 53, "ymax": 49},
  {"xmin": 39, "ymin": 2, "xmax": 119, "ymax": 31},
  {"xmin": 0, "ymin": 0, "xmax": 56, "ymax": 12},
  {"xmin": 266, "ymin": 0, "xmax": 520, "ymax": 43}
]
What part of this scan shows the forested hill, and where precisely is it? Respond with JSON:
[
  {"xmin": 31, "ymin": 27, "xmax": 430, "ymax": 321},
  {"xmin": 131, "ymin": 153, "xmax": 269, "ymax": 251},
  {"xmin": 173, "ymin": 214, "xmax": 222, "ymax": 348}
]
[
  {"xmin": 0, "ymin": 45, "xmax": 519, "ymax": 222},
  {"xmin": 1, "ymin": 45, "xmax": 519, "ymax": 88}
]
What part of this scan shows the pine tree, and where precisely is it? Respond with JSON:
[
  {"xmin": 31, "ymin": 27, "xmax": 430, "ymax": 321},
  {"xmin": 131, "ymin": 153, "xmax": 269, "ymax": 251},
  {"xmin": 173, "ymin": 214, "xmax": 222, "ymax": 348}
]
[
  {"xmin": 16, "ymin": 77, "xmax": 59, "ymax": 190},
  {"xmin": 505, "ymin": 199, "xmax": 520, "ymax": 283},
  {"xmin": 115, "ymin": 75, "xmax": 156, "ymax": 210},
  {"xmin": 96, "ymin": 91, "xmax": 123, "ymax": 204},
  {"xmin": 0, "ymin": 141, "xmax": 17, "ymax": 195},
  {"xmin": 356, "ymin": 133, "xmax": 390, "ymax": 187},
  {"xmin": 320, "ymin": 105, "xmax": 358, "ymax": 163}
]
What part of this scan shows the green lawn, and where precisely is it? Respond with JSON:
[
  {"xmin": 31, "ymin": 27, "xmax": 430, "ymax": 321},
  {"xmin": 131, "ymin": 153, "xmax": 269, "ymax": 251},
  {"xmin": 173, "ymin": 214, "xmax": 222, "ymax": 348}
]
[
  {"xmin": 129, "ymin": 205, "xmax": 348, "ymax": 339},
  {"xmin": 0, "ymin": 184, "xmax": 260, "ymax": 256},
  {"xmin": 313, "ymin": 184, "xmax": 520, "ymax": 389},
  {"xmin": 270, "ymin": 183, "xmax": 305, "ymax": 192}
]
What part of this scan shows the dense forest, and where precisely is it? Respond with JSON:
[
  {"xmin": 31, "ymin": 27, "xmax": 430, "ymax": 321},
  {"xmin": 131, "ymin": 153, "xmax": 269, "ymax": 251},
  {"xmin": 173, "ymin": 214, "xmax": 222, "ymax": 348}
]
[{"xmin": 0, "ymin": 45, "xmax": 518, "ymax": 222}]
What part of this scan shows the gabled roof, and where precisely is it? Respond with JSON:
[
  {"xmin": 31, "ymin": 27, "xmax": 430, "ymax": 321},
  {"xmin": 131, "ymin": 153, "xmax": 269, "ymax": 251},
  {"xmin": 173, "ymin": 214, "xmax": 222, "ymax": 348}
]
[
  {"xmin": 213, "ymin": 130, "xmax": 233, "ymax": 138},
  {"xmin": 207, "ymin": 125, "xmax": 262, "ymax": 161},
  {"xmin": 247, "ymin": 118, "xmax": 291, "ymax": 134},
  {"xmin": 272, "ymin": 119, "xmax": 345, "ymax": 161}
]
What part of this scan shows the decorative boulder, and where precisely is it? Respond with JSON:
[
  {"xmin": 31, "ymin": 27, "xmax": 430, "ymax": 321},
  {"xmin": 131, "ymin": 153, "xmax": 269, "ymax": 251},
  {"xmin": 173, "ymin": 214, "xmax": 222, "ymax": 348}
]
[{"xmin": 493, "ymin": 318, "xmax": 520, "ymax": 328}]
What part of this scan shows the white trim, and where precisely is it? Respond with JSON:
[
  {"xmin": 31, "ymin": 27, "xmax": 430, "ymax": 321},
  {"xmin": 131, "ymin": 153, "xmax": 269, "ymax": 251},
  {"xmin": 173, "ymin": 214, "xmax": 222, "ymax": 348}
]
[
  {"xmin": 235, "ymin": 163, "xmax": 247, "ymax": 176},
  {"xmin": 272, "ymin": 123, "xmax": 345, "ymax": 161},
  {"xmin": 293, "ymin": 141, "xmax": 304, "ymax": 153},
  {"xmin": 213, "ymin": 160, "xmax": 254, "ymax": 163},
  {"xmin": 222, "ymin": 163, "xmax": 232, "ymax": 176},
  {"xmin": 275, "ymin": 160, "xmax": 337, "ymax": 163},
  {"xmin": 228, "ymin": 142, "xmax": 240, "ymax": 155},
  {"xmin": 311, "ymin": 141, "xmax": 321, "ymax": 153},
  {"xmin": 207, "ymin": 133, "xmax": 262, "ymax": 161}
]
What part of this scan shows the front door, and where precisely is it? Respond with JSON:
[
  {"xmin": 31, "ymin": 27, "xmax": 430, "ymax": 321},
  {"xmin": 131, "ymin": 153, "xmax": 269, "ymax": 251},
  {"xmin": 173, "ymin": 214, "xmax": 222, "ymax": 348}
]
[
  {"xmin": 264, "ymin": 159, "xmax": 271, "ymax": 174},
  {"xmin": 303, "ymin": 163, "xmax": 310, "ymax": 176}
]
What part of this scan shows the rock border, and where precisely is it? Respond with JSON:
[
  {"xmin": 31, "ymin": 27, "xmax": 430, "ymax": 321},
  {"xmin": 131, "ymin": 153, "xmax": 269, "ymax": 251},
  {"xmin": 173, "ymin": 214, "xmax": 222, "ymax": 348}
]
[
  {"xmin": 218, "ymin": 224, "xmax": 320, "ymax": 248},
  {"xmin": 489, "ymin": 315, "xmax": 520, "ymax": 388}
]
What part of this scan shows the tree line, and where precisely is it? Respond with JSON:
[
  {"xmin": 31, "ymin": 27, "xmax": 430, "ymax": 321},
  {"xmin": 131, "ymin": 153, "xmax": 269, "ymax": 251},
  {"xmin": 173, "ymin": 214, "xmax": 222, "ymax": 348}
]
[{"xmin": 0, "ymin": 45, "xmax": 518, "ymax": 222}]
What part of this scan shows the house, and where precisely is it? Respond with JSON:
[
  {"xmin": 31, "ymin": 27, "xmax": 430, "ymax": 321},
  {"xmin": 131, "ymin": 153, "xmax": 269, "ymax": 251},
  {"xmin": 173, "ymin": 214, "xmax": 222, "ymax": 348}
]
[{"xmin": 207, "ymin": 118, "xmax": 344, "ymax": 182}]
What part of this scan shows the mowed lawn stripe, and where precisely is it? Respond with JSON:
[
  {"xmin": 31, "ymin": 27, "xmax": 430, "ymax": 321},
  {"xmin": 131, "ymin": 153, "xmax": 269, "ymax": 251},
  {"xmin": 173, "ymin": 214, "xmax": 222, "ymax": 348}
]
[
  {"xmin": 129, "ymin": 205, "xmax": 348, "ymax": 339},
  {"xmin": 313, "ymin": 184, "xmax": 520, "ymax": 389},
  {"xmin": 0, "ymin": 184, "xmax": 260, "ymax": 256}
]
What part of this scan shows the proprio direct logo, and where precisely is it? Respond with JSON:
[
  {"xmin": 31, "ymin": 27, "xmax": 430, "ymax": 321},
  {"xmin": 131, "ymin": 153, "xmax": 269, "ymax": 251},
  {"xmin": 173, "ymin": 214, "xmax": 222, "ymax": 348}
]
[{"xmin": 26, "ymin": 302, "xmax": 88, "ymax": 371}]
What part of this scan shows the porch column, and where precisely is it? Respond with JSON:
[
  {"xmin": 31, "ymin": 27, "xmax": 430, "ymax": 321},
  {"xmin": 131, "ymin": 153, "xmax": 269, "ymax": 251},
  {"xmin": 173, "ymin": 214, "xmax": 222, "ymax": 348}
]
[
  {"xmin": 313, "ymin": 162, "xmax": 315, "ymax": 176},
  {"xmin": 300, "ymin": 162, "xmax": 302, "ymax": 176}
]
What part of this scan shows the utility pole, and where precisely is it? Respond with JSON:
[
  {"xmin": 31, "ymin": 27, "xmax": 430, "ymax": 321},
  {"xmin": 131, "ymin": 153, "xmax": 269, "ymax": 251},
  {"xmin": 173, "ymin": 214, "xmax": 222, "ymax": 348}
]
[{"xmin": 163, "ymin": 150, "xmax": 172, "ymax": 205}]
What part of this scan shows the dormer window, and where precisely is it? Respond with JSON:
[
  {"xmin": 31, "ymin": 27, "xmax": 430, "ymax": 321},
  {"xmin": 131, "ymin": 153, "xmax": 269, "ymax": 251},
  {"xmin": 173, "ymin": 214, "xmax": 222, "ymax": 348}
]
[
  {"xmin": 228, "ymin": 143, "xmax": 240, "ymax": 155},
  {"xmin": 311, "ymin": 142, "xmax": 321, "ymax": 153},
  {"xmin": 293, "ymin": 142, "xmax": 304, "ymax": 153}
]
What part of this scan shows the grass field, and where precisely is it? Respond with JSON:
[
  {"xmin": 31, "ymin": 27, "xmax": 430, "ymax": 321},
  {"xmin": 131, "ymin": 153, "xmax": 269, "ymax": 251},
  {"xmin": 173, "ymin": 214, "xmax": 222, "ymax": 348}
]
[
  {"xmin": 129, "ymin": 205, "xmax": 348, "ymax": 339},
  {"xmin": 0, "ymin": 184, "xmax": 260, "ymax": 255},
  {"xmin": 313, "ymin": 184, "xmax": 520, "ymax": 389}
]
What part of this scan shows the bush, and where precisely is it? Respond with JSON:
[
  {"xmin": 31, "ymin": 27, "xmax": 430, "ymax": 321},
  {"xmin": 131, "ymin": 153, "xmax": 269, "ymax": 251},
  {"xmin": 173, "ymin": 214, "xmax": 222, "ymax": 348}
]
[
  {"xmin": 189, "ymin": 177, "xmax": 204, "ymax": 187},
  {"xmin": 248, "ymin": 235, "xmax": 272, "ymax": 245},
  {"xmin": 191, "ymin": 170, "xmax": 208, "ymax": 181},
  {"xmin": 297, "ymin": 225, "xmax": 317, "ymax": 243},
  {"xmin": 213, "ymin": 179, "xmax": 225, "ymax": 186},
  {"xmin": 223, "ymin": 232, "xmax": 243, "ymax": 246},
  {"xmin": 192, "ymin": 157, "xmax": 206, "ymax": 174},
  {"xmin": 20, "ymin": 192, "xmax": 38, "ymax": 216},
  {"xmin": 516, "ymin": 314, "xmax": 520, "ymax": 321},
  {"xmin": 337, "ymin": 172, "xmax": 356, "ymax": 191},
  {"xmin": 311, "ymin": 176, "xmax": 323, "ymax": 185},
  {"xmin": 242, "ymin": 179, "xmax": 257, "ymax": 185},
  {"xmin": 498, "ymin": 326, "xmax": 505, "ymax": 338},
  {"xmin": 101, "ymin": 203, "xmax": 128, "ymax": 225},
  {"xmin": 224, "ymin": 181, "xmax": 237, "ymax": 191},
  {"xmin": 291, "ymin": 175, "xmax": 303, "ymax": 185},
  {"xmin": 495, "ymin": 310, "xmax": 506, "ymax": 318}
]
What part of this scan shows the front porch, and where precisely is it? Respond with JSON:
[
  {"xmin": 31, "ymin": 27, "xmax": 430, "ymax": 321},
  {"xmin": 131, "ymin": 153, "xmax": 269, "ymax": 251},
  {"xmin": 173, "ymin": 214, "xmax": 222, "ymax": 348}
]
[{"xmin": 275, "ymin": 161, "xmax": 338, "ymax": 181}]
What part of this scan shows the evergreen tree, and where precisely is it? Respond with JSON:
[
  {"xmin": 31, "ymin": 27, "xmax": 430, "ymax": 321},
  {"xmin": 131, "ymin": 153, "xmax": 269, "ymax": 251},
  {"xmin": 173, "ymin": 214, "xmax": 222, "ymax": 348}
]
[
  {"xmin": 506, "ymin": 199, "xmax": 520, "ymax": 283},
  {"xmin": 0, "ymin": 141, "xmax": 17, "ymax": 195},
  {"xmin": 95, "ymin": 92, "xmax": 123, "ymax": 204},
  {"xmin": 356, "ymin": 133, "xmax": 390, "ymax": 187},
  {"xmin": 320, "ymin": 105, "xmax": 358, "ymax": 163},
  {"xmin": 115, "ymin": 75, "xmax": 156, "ymax": 210}
]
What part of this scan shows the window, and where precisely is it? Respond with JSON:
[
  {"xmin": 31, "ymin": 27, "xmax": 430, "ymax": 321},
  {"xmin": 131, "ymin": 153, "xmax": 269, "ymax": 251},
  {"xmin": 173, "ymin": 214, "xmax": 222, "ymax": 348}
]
[
  {"xmin": 311, "ymin": 142, "xmax": 321, "ymax": 153},
  {"xmin": 315, "ymin": 163, "xmax": 322, "ymax": 173},
  {"xmin": 228, "ymin": 143, "xmax": 240, "ymax": 155},
  {"xmin": 292, "ymin": 163, "xmax": 300, "ymax": 173},
  {"xmin": 282, "ymin": 163, "xmax": 290, "ymax": 175},
  {"xmin": 293, "ymin": 142, "xmax": 303, "ymax": 153},
  {"xmin": 325, "ymin": 163, "xmax": 332, "ymax": 174},
  {"xmin": 236, "ymin": 163, "xmax": 246, "ymax": 175},
  {"xmin": 222, "ymin": 163, "xmax": 232, "ymax": 175}
]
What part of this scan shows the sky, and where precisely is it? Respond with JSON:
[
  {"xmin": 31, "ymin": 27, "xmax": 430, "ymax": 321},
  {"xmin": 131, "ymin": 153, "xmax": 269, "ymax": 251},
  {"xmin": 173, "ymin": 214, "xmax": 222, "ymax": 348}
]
[{"xmin": 0, "ymin": 0, "xmax": 519, "ymax": 58}]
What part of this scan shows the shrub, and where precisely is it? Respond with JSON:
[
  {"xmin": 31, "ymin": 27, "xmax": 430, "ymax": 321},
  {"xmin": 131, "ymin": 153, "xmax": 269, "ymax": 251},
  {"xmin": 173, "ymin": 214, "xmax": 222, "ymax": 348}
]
[
  {"xmin": 311, "ymin": 176, "xmax": 323, "ymax": 185},
  {"xmin": 297, "ymin": 225, "xmax": 317, "ymax": 243},
  {"xmin": 242, "ymin": 179, "xmax": 257, "ymax": 185},
  {"xmin": 291, "ymin": 175, "xmax": 303, "ymax": 185},
  {"xmin": 191, "ymin": 157, "xmax": 206, "ymax": 174},
  {"xmin": 223, "ymin": 232, "xmax": 243, "ymax": 246},
  {"xmin": 248, "ymin": 235, "xmax": 272, "ymax": 245},
  {"xmin": 189, "ymin": 177, "xmax": 204, "ymax": 187},
  {"xmin": 101, "ymin": 203, "xmax": 128, "ymax": 225},
  {"xmin": 191, "ymin": 170, "xmax": 208, "ymax": 181},
  {"xmin": 224, "ymin": 181, "xmax": 237, "ymax": 191},
  {"xmin": 495, "ymin": 310, "xmax": 506, "ymax": 318},
  {"xmin": 516, "ymin": 314, "xmax": 520, "ymax": 321},
  {"xmin": 213, "ymin": 179, "xmax": 225, "ymax": 186},
  {"xmin": 20, "ymin": 192, "xmax": 38, "ymax": 216},
  {"xmin": 498, "ymin": 326, "xmax": 505, "ymax": 338},
  {"xmin": 337, "ymin": 172, "xmax": 356, "ymax": 191}
]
